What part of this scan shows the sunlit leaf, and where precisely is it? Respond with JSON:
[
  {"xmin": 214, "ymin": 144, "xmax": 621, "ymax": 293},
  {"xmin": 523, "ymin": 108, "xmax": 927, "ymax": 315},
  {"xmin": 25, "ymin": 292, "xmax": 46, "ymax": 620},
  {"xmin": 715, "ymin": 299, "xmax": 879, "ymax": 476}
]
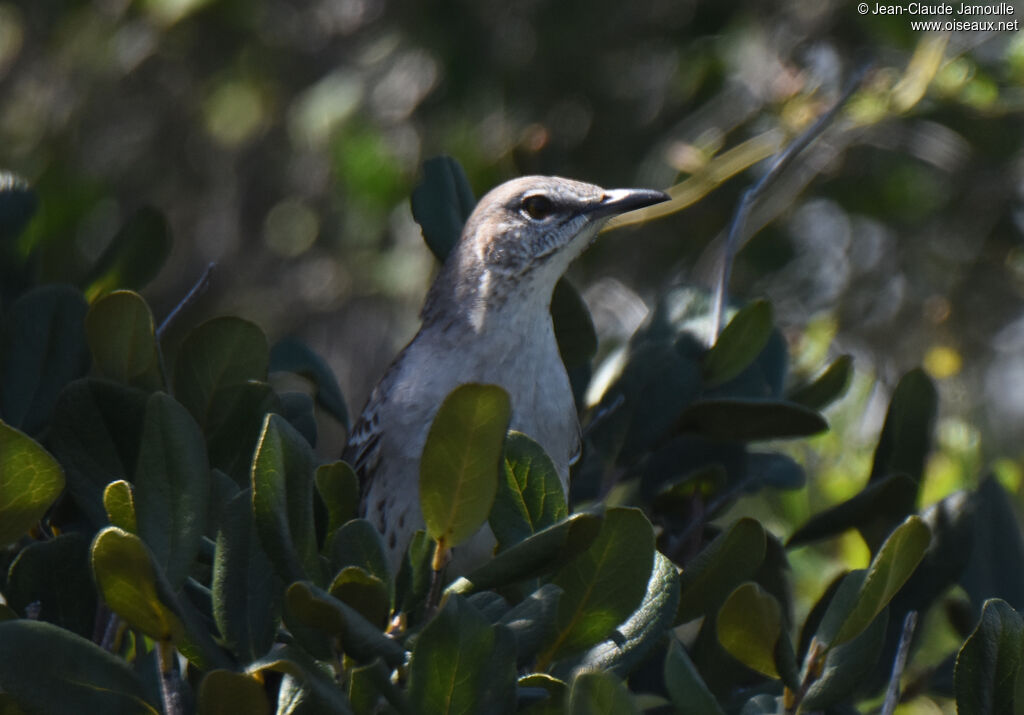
[{"xmin": 0, "ymin": 420, "xmax": 65, "ymax": 548}]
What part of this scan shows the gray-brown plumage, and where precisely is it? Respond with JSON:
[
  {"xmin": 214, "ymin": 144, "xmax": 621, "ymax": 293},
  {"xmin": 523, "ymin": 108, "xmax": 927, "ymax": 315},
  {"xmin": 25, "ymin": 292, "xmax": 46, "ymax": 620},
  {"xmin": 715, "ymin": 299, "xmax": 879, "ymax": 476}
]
[{"xmin": 344, "ymin": 175, "xmax": 668, "ymax": 573}]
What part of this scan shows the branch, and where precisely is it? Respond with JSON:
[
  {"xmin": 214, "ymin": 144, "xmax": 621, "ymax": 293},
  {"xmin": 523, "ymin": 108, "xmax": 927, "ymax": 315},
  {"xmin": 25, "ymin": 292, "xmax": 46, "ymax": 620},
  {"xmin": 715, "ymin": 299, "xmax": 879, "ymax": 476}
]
[
  {"xmin": 881, "ymin": 610, "xmax": 918, "ymax": 715},
  {"xmin": 157, "ymin": 262, "xmax": 216, "ymax": 340}
]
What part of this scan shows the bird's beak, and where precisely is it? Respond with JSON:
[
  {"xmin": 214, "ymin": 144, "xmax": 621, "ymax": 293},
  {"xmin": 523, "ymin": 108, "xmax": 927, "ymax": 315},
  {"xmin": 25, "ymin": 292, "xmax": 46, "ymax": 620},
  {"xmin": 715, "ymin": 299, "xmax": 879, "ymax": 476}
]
[{"xmin": 585, "ymin": 188, "xmax": 670, "ymax": 219}]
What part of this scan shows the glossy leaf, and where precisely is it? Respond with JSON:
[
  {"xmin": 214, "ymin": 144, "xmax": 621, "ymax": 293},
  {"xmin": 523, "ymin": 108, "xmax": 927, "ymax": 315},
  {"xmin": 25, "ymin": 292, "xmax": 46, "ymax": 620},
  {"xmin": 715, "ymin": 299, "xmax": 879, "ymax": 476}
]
[
  {"xmin": 270, "ymin": 336, "xmax": 349, "ymax": 428},
  {"xmin": 5, "ymin": 533, "xmax": 95, "ymax": 638},
  {"xmin": 420, "ymin": 383, "xmax": 511, "ymax": 549},
  {"xmin": 199, "ymin": 670, "xmax": 271, "ymax": 715},
  {"xmin": 574, "ymin": 551, "xmax": 681, "ymax": 677},
  {"xmin": 663, "ymin": 638, "xmax": 726, "ymax": 715},
  {"xmin": 0, "ymin": 285, "xmax": 90, "ymax": 434},
  {"xmin": 539, "ymin": 507, "xmax": 655, "ymax": 665},
  {"xmin": 787, "ymin": 354, "xmax": 853, "ymax": 410},
  {"xmin": 0, "ymin": 420, "xmax": 65, "ymax": 548},
  {"xmin": 84, "ymin": 290, "xmax": 161, "ymax": 389},
  {"xmin": 704, "ymin": 299, "xmax": 774, "ymax": 387},
  {"xmin": 677, "ymin": 517, "xmax": 767, "ymax": 623},
  {"xmin": 954, "ymin": 599, "xmax": 1024, "ymax": 715},
  {"xmin": 316, "ymin": 461, "xmax": 360, "ymax": 540},
  {"xmin": 174, "ymin": 316, "xmax": 269, "ymax": 428},
  {"xmin": 251, "ymin": 413, "xmax": 322, "ymax": 584},
  {"xmin": 83, "ymin": 206, "xmax": 171, "ymax": 301},
  {"xmin": 212, "ymin": 490, "xmax": 280, "ymax": 662},
  {"xmin": 717, "ymin": 582, "xmax": 784, "ymax": 679},
  {"xmin": 408, "ymin": 594, "xmax": 517, "ymax": 715},
  {"xmin": 103, "ymin": 479, "xmax": 137, "ymax": 533},
  {"xmin": 567, "ymin": 670, "xmax": 639, "ymax": 715},
  {"xmin": 490, "ymin": 431, "xmax": 568, "ymax": 551},
  {"xmin": 410, "ymin": 155, "xmax": 476, "ymax": 261},
  {"xmin": 0, "ymin": 620, "xmax": 158, "ymax": 714},
  {"xmin": 676, "ymin": 398, "xmax": 828, "ymax": 441},
  {"xmin": 134, "ymin": 392, "xmax": 210, "ymax": 588}
]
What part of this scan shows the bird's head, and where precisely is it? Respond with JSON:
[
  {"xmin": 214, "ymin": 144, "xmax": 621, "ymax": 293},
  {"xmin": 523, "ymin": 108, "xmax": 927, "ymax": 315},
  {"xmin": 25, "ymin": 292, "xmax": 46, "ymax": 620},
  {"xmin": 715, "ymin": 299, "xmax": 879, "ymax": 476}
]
[{"xmin": 427, "ymin": 176, "xmax": 668, "ymax": 327}]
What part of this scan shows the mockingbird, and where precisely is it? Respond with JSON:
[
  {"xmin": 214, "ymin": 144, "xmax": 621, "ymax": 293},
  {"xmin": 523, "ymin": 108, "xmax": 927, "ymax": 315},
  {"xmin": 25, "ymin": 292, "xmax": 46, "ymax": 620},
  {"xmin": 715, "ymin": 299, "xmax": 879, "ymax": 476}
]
[{"xmin": 344, "ymin": 175, "xmax": 668, "ymax": 572}]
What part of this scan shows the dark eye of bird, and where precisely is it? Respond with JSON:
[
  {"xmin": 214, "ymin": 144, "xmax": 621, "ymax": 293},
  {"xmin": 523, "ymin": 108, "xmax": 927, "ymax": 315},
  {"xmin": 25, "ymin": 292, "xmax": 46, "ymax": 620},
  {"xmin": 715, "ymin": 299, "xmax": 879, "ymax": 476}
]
[{"xmin": 522, "ymin": 194, "xmax": 554, "ymax": 220}]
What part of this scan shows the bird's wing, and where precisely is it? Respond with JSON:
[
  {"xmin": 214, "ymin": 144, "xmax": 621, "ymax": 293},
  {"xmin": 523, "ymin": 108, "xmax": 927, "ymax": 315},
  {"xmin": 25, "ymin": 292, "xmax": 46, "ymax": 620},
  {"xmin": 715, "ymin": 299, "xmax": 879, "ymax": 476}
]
[{"xmin": 342, "ymin": 394, "xmax": 384, "ymax": 502}]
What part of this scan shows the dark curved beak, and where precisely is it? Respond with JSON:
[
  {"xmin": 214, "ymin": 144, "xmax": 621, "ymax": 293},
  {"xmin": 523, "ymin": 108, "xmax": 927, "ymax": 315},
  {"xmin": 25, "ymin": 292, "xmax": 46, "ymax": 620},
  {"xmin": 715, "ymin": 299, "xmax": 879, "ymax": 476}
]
[{"xmin": 586, "ymin": 188, "xmax": 670, "ymax": 219}]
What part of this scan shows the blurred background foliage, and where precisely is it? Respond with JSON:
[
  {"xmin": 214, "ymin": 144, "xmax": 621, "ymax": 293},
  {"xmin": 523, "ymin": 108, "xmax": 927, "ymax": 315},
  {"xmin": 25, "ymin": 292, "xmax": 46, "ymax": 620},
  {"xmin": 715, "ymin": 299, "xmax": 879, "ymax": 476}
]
[{"xmin": 1, "ymin": 2, "xmax": 1023, "ymax": 706}]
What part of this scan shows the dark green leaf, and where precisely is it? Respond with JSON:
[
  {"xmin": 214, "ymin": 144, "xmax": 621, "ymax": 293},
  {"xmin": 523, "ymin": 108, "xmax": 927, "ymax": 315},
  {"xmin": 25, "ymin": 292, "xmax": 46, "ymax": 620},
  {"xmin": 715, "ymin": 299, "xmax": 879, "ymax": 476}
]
[
  {"xmin": 566, "ymin": 670, "xmax": 639, "ymax": 715},
  {"xmin": 676, "ymin": 398, "xmax": 828, "ymax": 441},
  {"xmin": 248, "ymin": 645, "xmax": 354, "ymax": 714},
  {"xmin": 173, "ymin": 316, "xmax": 269, "ymax": 428},
  {"xmin": 270, "ymin": 336, "xmax": 349, "ymax": 428},
  {"xmin": 396, "ymin": 530, "xmax": 434, "ymax": 621},
  {"xmin": 199, "ymin": 670, "xmax": 271, "ymax": 715},
  {"xmin": 104, "ymin": 479, "xmax": 138, "ymax": 532},
  {"xmin": 517, "ymin": 673, "xmax": 566, "ymax": 715},
  {"xmin": 868, "ymin": 367, "xmax": 937, "ymax": 486},
  {"xmin": 408, "ymin": 594, "xmax": 516, "ymax": 715},
  {"xmin": 134, "ymin": 392, "xmax": 210, "ymax": 588},
  {"xmin": 83, "ymin": 207, "xmax": 171, "ymax": 300},
  {"xmin": 498, "ymin": 583, "xmax": 563, "ymax": 662},
  {"xmin": 961, "ymin": 477, "xmax": 1024, "ymax": 612},
  {"xmin": 328, "ymin": 566, "xmax": 390, "ymax": 628},
  {"xmin": 787, "ymin": 354, "xmax": 853, "ymax": 410},
  {"xmin": 0, "ymin": 420, "xmax": 65, "ymax": 548},
  {"xmin": 410, "ymin": 156, "xmax": 476, "ymax": 261},
  {"xmin": 325, "ymin": 518, "xmax": 392, "ymax": 596},
  {"xmin": 539, "ymin": 507, "xmax": 655, "ymax": 665},
  {"xmin": 85, "ymin": 290, "xmax": 162, "ymax": 389},
  {"xmin": 205, "ymin": 381, "xmax": 280, "ymax": 481},
  {"xmin": 663, "ymin": 638, "xmax": 726, "ymax": 715},
  {"xmin": 279, "ymin": 391, "xmax": 318, "ymax": 447},
  {"xmin": 316, "ymin": 461, "xmax": 360, "ymax": 540},
  {"xmin": 420, "ymin": 383, "xmax": 511, "ymax": 549},
  {"xmin": 251, "ymin": 413, "xmax": 323, "ymax": 584},
  {"xmin": 954, "ymin": 598, "xmax": 1024, "ymax": 715},
  {"xmin": 703, "ymin": 299, "xmax": 774, "ymax": 387},
  {"xmin": 677, "ymin": 517, "xmax": 767, "ymax": 623},
  {"xmin": 0, "ymin": 620, "xmax": 158, "ymax": 714},
  {"xmin": 0, "ymin": 285, "xmax": 90, "ymax": 434},
  {"xmin": 490, "ymin": 431, "xmax": 568, "ymax": 551},
  {"xmin": 5, "ymin": 533, "xmax": 95, "ymax": 638},
  {"xmin": 574, "ymin": 551, "xmax": 681, "ymax": 677},
  {"xmin": 717, "ymin": 582, "xmax": 784, "ymax": 679},
  {"xmin": 212, "ymin": 491, "xmax": 280, "ymax": 663},
  {"xmin": 803, "ymin": 606, "xmax": 889, "ymax": 710},
  {"xmin": 552, "ymin": 279, "xmax": 598, "ymax": 369}
]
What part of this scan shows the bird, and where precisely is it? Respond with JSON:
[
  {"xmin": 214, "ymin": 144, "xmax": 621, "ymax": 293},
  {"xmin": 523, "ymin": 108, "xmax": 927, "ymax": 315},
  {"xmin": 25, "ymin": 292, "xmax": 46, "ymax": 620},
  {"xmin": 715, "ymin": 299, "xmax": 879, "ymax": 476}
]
[{"xmin": 344, "ymin": 175, "xmax": 669, "ymax": 574}]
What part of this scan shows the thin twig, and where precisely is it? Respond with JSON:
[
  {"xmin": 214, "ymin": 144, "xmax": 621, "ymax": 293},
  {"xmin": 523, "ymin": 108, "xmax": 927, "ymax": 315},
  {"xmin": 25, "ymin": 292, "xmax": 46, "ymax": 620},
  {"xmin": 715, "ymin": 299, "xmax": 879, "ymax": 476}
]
[
  {"xmin": 157, "ymin": 641, "xmax": 184, "ymax": 715},
  {"xmin": 881, "ymin": 611, "xmax": 918, "ymax": 715},
  {"xmin": 157, "ymin": 262, "xmax": 216, "ymax": 340},
  {"xmin": 710, "ymin": 66, "xmax": 870, "ymax": 341}
]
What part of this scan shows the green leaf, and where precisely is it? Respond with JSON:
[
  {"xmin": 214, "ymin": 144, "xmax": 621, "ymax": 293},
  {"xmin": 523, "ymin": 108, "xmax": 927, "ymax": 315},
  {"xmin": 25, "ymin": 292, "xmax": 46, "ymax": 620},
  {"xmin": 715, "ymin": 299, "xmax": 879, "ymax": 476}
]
[
  {"xmin": 663, "ymin": 638, "xmax": 726, "ymax": 715},
  {"xmin": 676, "ymin": 398, "xmax": 828, "ymax": 441},
  {"xmin": 539, "ymin": 507, "xmax": 655, "ymax": 665},
  {"xmin": 205, "ymin": 381, "xmax": 280, "ymax": 481},
  {"xmin": 5, "ymin": 533, "xmax": 96, "ymax": 638},
  {"xmin": 490, "ymin": 431, "xmax": 568, "ymax": 551},
  {"xmin": 0, "ymin": 172, "xmax": 37, "ymax": 244},
  {"xmin": 83, "ymin": 206, "xmax": 171, "ymax": 301},
  {"xmin": 408, "ymin": 594, "xmax": 517, "ymax": 715},
  {"xmin": 955, "ymin": 599, "xmax": 1024, "ymax": 715},
  {"xmin": 85, "ymin": 290, "xmax": 162, "ymax": 389},
  {"xmin": 248, "ymin": 645, "xmax": 354, "ymax": 714},
  {"xmin": 270, "ymin": 336, "xmax": 349, "ymax": 428},
  {"xmin": 787, "ymin": 354, "xmax": 853, "ymax": 410},
  {"xmin": 328, "ymin": 567, "xmax": 390, "ymax": 629},
  {"xmin": 316, "ymin": 461, "xmax": 360, "ymax": 540},
  {"xmin": 704, "ymin": 299, "xmax": 774, "ymax": 387},
  {"xmin": 420, "ymin": 383, "xmax": 511, "ymax": 550},
  {"xmin": 90, "ymin": 526, "xmax": 185, "ymax": 641},
  {"xmin": 868, "ymin": 368, "xmax": 937, "ymax": 486},
  {"xmin": 279, "ymin": 391, "xmax": 318, "ymax": 447},
  {"xmin": 251, "ymin": 413, "xmax": 322, "ymax": 584},
  {"xmin": 961, "ymin": 477, "xmax": 1024, "ymax": 612},
  {"xmin": 498, "ymin": 583, "xmax": 563, "ymax": 661},
  {"xmin": 285, "ymin": 582, "xmax": 406, "ymax": 667},
  {"xmin": 803, "ymin": 605, "xmax": 889, "ymax": 710},
  {"xmin": 551, "ymin": 279, "xmax": 598, "ymax": 369},
  {"xmin": 212, "ymin": 490, "xmax": 280, "ymax": 663},
  {"xmin": 325, "ymin": 518, "xmax": 392, "ymax": 597},
  {"xmin": 517, "ymin": 673, "xmax": 566, "ymax": 715},
  {"xmin": 677, "ymin": 517, "xmax": 767, "ymax": 623},
  {"xmin": 410, "ymin": 155, "xmax": 476, "ymax": 261},
  {"xmin": 457, "ymin": 512, "xmax": 603, "ymax": 593},
  {"xmin": 0, "ymin": 620, "xmax": 158, "ymax": 714},
  {"xmin": 396, "ymin": 530, "xmax": 434, "ymax": 620},
  {"xmin": 134, "ymin": 392, "xmax": 210, "ymax": 588},
  {"xmin": 831, "ymin": 516, "xmax": 931, "ymax": 647},
  {"xmin": 47, "ymin": 378, "xmax": 148, "ymax": 526},
  {"xmin": 0, "ymin": 285, "xmax": 90, "ymax": 434},
  {"xmin": 717, "ymin": 582, "xmax": 784, "ymax": 679},
  {"xmin": 574, "ymin": 551, "xmax": 681, "ymax": 677},
  {"xmin": 0, "ymin": 420, "xmax": 65, "ymax": 548},
  {"xmin": 199, "ymin": 670, "xmax": 271, "ymax": 715},
  {"xmin": 103, "ymin": 479, "xmax": 138, "ymax": 532},
  {"xmin": 174, "ymin": 316, "xmax": 269, "ymax": 428},
  {"xmin": 567, "ymin": 670, "xmax": 639, "ymax": 715}
]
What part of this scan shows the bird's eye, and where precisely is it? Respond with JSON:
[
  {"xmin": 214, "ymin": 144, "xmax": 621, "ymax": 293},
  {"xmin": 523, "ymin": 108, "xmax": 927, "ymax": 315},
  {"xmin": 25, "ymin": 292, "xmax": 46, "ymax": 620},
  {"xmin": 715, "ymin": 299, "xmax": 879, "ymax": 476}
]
[{"xmin": 521, "ymin": 195, "xmax": 554, "ymax": 220}]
